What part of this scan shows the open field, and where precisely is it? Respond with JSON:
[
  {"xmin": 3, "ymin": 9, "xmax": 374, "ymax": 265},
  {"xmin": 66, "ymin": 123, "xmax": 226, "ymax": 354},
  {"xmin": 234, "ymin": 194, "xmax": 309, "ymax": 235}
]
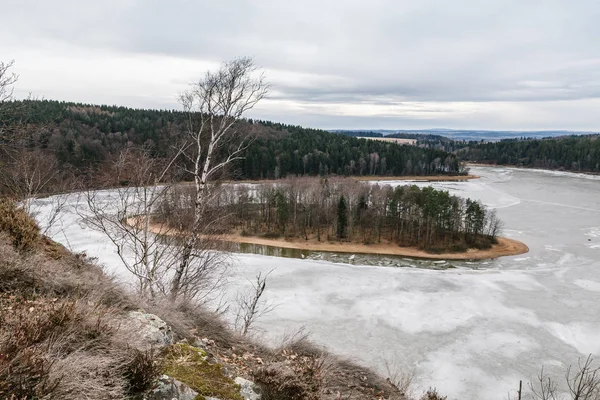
[{"xmin": 356, "ymin": 136, "xmax": 417, "ymax": 145}]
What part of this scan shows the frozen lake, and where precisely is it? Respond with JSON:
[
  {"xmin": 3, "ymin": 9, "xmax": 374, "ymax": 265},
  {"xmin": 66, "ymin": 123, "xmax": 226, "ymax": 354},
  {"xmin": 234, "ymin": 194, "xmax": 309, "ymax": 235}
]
[{"xmin": 33, "ymin": 166, "xmax": 600, "ymax": 399}]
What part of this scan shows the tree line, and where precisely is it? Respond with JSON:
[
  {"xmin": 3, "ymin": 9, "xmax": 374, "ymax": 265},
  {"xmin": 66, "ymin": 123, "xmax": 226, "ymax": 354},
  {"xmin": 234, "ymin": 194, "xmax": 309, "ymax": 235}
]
[
  {"xmin": 0, "ymin": 99, "xmax": 466, "ymax": 196},
  {"xmin": 242, "ymin": 124, "xmax": 466, "ymax": 179},
  {"xmin": 158, "ymin": 177, "xmax": 502, "ymax": 253},
  {"xmin": 459, "ymin": 135, "xmax": 600, "ymax": 172}
]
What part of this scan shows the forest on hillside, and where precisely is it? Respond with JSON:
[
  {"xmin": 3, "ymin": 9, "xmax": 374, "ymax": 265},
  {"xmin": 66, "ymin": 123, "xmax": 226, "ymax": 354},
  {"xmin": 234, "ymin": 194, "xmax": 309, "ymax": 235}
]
[
  {"xmin": 157, "ymin": 178, "xmax": 501, "ymax": 253},
  {"xmin": 0, "ymin": 100, "xmax": 466, "ymax": 196},
  {"xmin": 459, "ymin": 135, "xmax": 600, "ymax": 172},
  {"xmin": 335, "ymin": 130, "xmax": 473, "ymax": 153}
]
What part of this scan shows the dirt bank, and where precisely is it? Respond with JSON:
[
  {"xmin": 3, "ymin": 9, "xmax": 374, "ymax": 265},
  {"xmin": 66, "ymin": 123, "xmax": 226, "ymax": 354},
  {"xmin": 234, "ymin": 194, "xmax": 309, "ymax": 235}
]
[
  {"xmin": 353, "ymin": 174, "xmax": 480, "ymax": 182},
  {"xmin": 214, "ymin": 233, "xmax": 528, "ymax": 260}
]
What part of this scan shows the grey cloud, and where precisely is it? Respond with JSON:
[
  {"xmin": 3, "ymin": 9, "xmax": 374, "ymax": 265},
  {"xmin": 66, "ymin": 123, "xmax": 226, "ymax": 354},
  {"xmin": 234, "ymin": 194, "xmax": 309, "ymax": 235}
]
[{"xmin": 1, "ymin": 0, "xmax": 599, "ymax": 128}]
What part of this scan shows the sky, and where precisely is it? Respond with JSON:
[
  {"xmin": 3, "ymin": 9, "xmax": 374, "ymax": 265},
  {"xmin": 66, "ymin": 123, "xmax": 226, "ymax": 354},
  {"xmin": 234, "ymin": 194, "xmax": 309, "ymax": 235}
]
[{"xmin": 1, "ymin": 0, "xmax": 599, "ymax": 131}]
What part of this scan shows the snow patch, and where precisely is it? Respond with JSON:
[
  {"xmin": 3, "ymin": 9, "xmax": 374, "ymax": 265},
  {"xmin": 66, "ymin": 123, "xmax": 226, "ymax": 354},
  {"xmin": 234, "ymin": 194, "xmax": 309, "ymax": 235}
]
[
  {"xmin": 546, "ymin": 322, "xmax": 600, "ymax": 355},
  {"xmin": 573, "ymin": 280, "xmax": 600, "ymax": 292}
]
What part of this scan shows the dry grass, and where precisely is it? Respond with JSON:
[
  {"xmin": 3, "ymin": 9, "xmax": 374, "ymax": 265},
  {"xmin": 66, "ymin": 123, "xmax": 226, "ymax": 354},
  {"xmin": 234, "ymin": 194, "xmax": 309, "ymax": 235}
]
[
  {"xmin": 0, "ymin": 199, "xmax": 39, "ymax": 251},
  {"xmin": 0, "ymin": 202, "xmax": 434, "ymax": 400},
  {"xmin": 0, "ymin": 212, "xmax": 157, "ymax": 399}
]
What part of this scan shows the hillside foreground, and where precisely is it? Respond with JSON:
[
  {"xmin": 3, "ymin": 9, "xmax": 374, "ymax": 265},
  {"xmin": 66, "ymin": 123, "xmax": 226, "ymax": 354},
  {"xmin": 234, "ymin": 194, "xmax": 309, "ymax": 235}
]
[{"xmin": 0, "ymin": 199, "xmax": 446, "ymax": 399}]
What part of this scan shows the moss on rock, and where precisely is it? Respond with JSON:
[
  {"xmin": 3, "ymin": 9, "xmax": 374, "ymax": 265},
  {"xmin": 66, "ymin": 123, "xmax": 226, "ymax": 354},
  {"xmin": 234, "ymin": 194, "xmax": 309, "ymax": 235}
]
[{"xmin": 162, "ymin": 343, "xmax": 243, "ymax": 400}]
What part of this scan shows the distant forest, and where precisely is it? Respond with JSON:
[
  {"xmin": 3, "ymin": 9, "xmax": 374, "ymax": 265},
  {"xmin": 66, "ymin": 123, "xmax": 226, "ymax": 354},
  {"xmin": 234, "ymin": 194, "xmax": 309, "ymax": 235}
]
[
  {"xmin": 460, "ymin": 135, "xmax": 600, "ymax": 172},
  {"xmin": 335, "ymin": 130, "xmax": 472, "ymax": 153},
  {"xmin": 0, "ymin": 100, "xmax": 466, "ymax": 184}
]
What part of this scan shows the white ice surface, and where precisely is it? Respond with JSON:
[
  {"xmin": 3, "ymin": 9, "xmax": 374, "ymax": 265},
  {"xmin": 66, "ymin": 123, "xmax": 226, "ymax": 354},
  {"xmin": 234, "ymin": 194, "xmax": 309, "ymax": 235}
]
[{"xmin": 33, "ymin": 166, "xmax": 600, "ymax": 400}]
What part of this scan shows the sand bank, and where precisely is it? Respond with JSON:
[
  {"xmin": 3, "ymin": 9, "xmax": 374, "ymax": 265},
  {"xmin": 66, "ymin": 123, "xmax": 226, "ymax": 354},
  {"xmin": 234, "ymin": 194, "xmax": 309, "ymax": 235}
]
[
  {"xmin": 132, "ymin": 218, "xmax": 528, "ymax": 260},
  {"xmin": 213, "ymin": 233, "xmax": 528, "ymax": 260}
]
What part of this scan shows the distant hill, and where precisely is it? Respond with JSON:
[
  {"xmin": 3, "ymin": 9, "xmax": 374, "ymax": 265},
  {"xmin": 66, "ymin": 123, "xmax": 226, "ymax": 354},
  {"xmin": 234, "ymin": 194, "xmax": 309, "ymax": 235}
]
[
  {"xmin": 331, "ymin": 129, "xmax": 598, "ymax": 142},
  {"xmin": 0, "ymin": 100, "xmax": 466, "ymax": 188}
]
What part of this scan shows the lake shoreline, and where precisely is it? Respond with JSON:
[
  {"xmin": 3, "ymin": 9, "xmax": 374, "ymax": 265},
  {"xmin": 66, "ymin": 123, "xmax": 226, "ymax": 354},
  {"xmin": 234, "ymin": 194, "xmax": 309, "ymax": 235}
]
[
  {"xmin": 133, "ymin": 218, "xmax": 529, "ymax": 260},
  {"xmin": 214, "ymin": 233, "xmax": 529, "ymax": 260},
  {"xmin": 213, "ymin": 174, "xmax": 481, "ymax": 185}
]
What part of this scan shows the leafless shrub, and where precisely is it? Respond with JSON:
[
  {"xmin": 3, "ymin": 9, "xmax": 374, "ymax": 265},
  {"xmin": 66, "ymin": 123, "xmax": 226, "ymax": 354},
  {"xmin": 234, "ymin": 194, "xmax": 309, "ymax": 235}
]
[
  {"xmin": 123, "ymin": 347, "xmax": 163, "ymax": 395},
  {"xmin": 235, "ymin": 270, "xmax": 276, "ymax": 336},
  {"xmin": 528, "ymin": 355, "xmax": 600, "ymax": 400},
  {"xmin": 419, "ymin": 388, "xmax": 447, "ymax": 400},
  {"xmin": 253, "ymin": 360, "xmax": 322, "ymax": 400},
  {"xmin": 0, "ymin": 60, "xmax": 17, "ymax": 105},
  {"xmin": 384, "ymin": 359, "xmax": 415, "ymax": 398},
  {"xmin": 530, "ymin": 366, "xmax": 559, "ymax": 400}
]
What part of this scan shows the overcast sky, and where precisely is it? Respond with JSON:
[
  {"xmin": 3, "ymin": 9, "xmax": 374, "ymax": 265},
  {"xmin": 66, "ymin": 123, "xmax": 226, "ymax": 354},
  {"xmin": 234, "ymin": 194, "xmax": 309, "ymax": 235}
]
[{"xmin": 1, "ymin": 0, "xmax": 599, "ymax": 130}]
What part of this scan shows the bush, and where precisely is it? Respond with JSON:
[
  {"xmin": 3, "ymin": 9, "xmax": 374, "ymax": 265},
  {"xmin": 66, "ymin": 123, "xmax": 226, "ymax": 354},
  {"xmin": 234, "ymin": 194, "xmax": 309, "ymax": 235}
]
[
  {"xmin": 0, "ymin": 199, "xmax": 40, "ymax": 251},
  {"xmin": 123, "ymin": 348, "xmax": 162, "ymax": 395},
  {"xmin": 253, "ymin": 351, "xmax": 326, "ymax": 400},
  {"xmin": 449, "ymin": 243, "xmax": 468, "ymax": 253},
  {"xmin": 262, "ymin": 231, "xmax": 281, "ymax": 239},
  {"xmin": 0, "ymin": 296, "xmax": 75, "ymax": 398},
  {"xmin": 420, "ymin": 388, "xmax": 447, "ymax": 400},
  {"xmin": 0, "ymin": 294, "xmax": 132, "ymax": 399},
  {"xmin": 253, "ymin": 363, "xmax": 312, "ymax": 400}
]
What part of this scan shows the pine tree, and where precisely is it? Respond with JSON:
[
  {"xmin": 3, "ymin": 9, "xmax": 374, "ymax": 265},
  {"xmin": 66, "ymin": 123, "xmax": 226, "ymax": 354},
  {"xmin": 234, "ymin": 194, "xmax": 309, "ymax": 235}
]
[{"xmin": 337, "ymin": 196, "xmax": 348, "ymax": 239}]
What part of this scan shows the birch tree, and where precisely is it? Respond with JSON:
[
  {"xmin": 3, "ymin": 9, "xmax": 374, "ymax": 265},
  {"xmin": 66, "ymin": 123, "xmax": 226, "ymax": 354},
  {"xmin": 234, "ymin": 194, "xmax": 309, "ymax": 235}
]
[
  {"xmin": 170, "ymin": 57, "xmax": 269, "ymax": 299},
  {"xmin": 81, "ymin": 145, "xmax": 182, "ymax": 298}
]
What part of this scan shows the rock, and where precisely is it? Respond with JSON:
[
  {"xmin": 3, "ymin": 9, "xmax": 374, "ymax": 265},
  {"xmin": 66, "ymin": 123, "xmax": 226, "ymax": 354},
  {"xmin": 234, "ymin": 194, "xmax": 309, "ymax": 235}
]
[
  {"xmin": 145, "ymin": 375, "xmax": 198, "ymax": 400},
  {"xmin": 235, "ymin": 377, "xmax": 261, "ymax": 400},
  {"xmin": 127, "ymin": 311, "xmax": 174, "ymax": 349}
]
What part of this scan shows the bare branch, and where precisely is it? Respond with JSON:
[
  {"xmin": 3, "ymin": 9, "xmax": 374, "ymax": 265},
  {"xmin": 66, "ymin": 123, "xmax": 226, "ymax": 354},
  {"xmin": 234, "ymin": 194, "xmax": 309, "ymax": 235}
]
[{"xmin": 235, "ymin": 269, "xmax": 276, "ymax": 336}]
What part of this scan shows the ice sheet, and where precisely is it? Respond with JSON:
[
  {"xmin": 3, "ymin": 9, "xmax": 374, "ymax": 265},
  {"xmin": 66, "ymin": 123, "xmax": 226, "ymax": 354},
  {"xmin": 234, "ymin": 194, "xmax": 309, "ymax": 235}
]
[{"xmin": 32, "ymin": 166, "xmax": 600, "ymax": 399}]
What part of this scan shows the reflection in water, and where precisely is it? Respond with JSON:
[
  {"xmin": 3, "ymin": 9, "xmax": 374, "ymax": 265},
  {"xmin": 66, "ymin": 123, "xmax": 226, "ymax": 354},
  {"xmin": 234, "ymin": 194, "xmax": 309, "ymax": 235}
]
[{"xmin": 231, "ymin": 241, "xmax": 466, "ymax": 270}]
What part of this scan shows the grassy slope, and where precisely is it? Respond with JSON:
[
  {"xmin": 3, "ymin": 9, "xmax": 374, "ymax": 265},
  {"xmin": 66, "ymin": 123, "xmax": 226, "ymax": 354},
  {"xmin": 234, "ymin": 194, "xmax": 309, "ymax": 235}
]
[{"xmin": 0, "ymin": 201, "xmax": 419, "ymax": 400}]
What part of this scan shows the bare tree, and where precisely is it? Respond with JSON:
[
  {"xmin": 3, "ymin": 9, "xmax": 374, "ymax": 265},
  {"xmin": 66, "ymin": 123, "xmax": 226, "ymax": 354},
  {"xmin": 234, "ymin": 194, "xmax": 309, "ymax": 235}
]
[
  {"xmin": 0, "ymin": 60, "xmax": 17, "ymax": 106},
  {"xmin": 0, "ymin": 60, "xmax": 20, "ymax": 144},
  {"xmin": 528, "ymin": 355, "xmax": 600, "ymax": 400},
  {"xmin": 235, "ymin": 270, "xmax": 276, "ymax": 336},
  {"xmin": 171, "ymin": 56, "xmax": 269, "ymax": 299},
  {"xmin": 81, "ymin": 146, "xmax": 181, "ymax": 298},
  {"xmin": 0, "ymin": 149, "xmax": 61, "ymax": 207},
  {"xmin": 566, "ymin": 355, "xmax": 600, "ymax": 400},
  {"xmin": 530, "ymin": 366, "xmax": 559, "ymax": 400}
]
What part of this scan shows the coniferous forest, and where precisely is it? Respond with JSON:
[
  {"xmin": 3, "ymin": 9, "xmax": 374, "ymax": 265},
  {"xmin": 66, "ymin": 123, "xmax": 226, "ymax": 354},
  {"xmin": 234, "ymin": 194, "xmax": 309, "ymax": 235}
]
[
  {"xmin": 0, "ymin": 100, "xmax": 465, "ymax": 187},
  {"xmin": 459, "ymin": 135, "xmax": 600, "ymax": 172}
]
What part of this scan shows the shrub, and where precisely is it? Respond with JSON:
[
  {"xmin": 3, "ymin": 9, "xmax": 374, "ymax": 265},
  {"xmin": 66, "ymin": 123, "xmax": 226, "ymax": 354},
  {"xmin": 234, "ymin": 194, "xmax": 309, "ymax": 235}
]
[
  {"xmin": 262, "ymin": 231, "xmax": 281, "ymax": 239},
  {"xmin": 449, "ymin": 243, "xmax": 468, "ymax": 253},
  {"xmin": 0, "ymin": 199, "xmax": 40, "ymax": 251},
  {"xmin": 123, "ymin": 348, "xmax": 162, "ymax": 395},
  {"xmin": 420, "ymin": 388, "xmax": 447, "ymax": 400},
  {"xmin": 253, "ymin": 351, "xmax": 326, "ymax": 400},
  {"xmin": 0, "ymin": 296, "xmax": 75, "ymax": 398}
]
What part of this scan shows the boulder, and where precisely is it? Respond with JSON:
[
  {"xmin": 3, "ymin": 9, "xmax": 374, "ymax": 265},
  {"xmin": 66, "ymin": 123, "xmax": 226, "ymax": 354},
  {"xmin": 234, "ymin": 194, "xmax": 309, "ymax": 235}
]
[
  {"xmin": 126, "ymin": 311, "xmax": 174, "ymax": 349},
  {"xmin": 145, "ymin": 375, "xmax": 198, "ymax": 400},
  {"xmin": 235, "ymin": 377, "xmax": 261, "ymax": 400}
]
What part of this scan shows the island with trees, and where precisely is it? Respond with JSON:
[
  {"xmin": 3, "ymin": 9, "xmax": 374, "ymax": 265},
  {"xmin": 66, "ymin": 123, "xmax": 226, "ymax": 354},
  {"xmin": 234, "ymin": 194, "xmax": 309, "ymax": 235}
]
[{"xmin": 152, "ymin": 177, "xmax": 528, "ymax": 260}]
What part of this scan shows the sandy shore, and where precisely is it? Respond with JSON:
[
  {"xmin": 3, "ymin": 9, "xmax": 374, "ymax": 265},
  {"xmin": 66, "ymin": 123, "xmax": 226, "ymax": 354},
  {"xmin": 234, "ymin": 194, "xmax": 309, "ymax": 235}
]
[
  {"xmin": 131, "ymin": 218, "xmax": 528, "ymax": 260},
  {"xmin": 214, "ymin": 233, "xmax": 528, "ymax": 260},
  {"xmin": 210, "ymin": 174, "xmax": 480, "ymax": 185},
  {"xmin": 353, "ymin": 174, "xmax": 479, "ymax": 182}
]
